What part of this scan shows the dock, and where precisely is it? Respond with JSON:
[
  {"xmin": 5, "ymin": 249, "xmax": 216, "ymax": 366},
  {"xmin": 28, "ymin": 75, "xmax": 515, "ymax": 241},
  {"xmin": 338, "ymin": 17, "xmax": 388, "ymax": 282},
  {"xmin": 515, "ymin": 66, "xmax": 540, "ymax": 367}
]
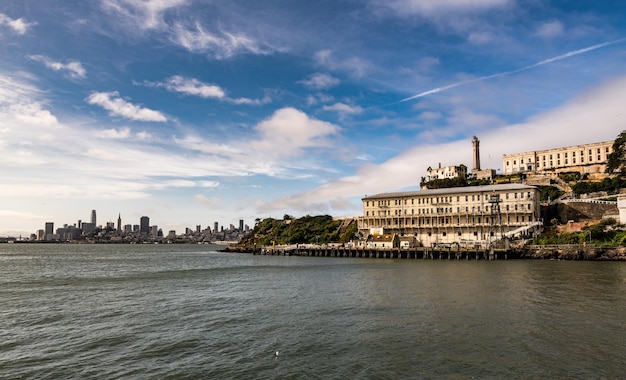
[{"xmin": 245, "ymin": 245, "xmax": 513, "ymax": 260}]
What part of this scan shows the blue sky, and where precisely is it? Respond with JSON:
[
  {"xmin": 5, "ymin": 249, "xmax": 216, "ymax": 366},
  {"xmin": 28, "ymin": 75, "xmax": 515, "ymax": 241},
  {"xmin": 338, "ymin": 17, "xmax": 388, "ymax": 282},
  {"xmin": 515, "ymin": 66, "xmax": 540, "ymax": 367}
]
[{"xmin": 1, "ymin": 0, "xmax": 626, "ymax": 236}]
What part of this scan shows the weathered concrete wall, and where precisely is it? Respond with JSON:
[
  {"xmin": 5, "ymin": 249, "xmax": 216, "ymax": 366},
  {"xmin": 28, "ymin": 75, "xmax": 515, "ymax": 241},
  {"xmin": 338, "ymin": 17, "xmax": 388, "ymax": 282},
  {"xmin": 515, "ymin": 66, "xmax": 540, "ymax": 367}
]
[{"xmin": 556, "ymin": 202, "xmax": 618, "ymax": 222}]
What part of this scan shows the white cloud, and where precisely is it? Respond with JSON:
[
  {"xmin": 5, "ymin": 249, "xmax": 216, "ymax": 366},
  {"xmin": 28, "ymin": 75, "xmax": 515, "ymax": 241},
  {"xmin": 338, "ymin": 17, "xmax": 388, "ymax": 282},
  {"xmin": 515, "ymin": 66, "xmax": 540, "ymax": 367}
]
[
  {"xmin": 171, "ymin": 21, "xmax": 270, "ymax": 59},
  {"xmin": 199, "ymin": 181, "xmax": 220, "ymax": 188},
  {"xmin": 86, "ymin": 91, "xmax": 167, "ymax": 122},
  {"xmin": 159, "ymin": 75, "xmax": 225, "ymax": 98},
  {"xmin": 228, "ymin": 94, "xmax": 272, "ymax": 105},
  {"xmin": 98, "ymin": 127, "xmax": 131, "ymax": 139},
  {"xmin": 248, "ymin": 107, "xmax": 341, "ymax": 158},
  {"xmin": 314, "ymin": 50, "xmax": 369, "ymax": 77},
  {"xmin": 322, "ymin": 102, "xmax": 363, "ymax": 115},
  {"xmin": 9, "ymin": 103, "xmax": 58, "ymax": 127},
  {"xmin": 101, "ymin": 0, "xmax": 188, "ymax": 30},
  {"xmin": 378, "ymin": 0, "xmax": 512, "ymax": 17},
  {"xmin": 299, "ymin": 73, "xmax": 340, "ymax": 90},
  {"xmin": 0, "ymin": 13, "xmax": 35, "ymax": 34},
  {"xmin": 27, "ymin": 55, "xmax": 86, "ymax": 79},
  {"xmin": 535, "ymin": 20, "xmax": 565, "ymax": 39}
]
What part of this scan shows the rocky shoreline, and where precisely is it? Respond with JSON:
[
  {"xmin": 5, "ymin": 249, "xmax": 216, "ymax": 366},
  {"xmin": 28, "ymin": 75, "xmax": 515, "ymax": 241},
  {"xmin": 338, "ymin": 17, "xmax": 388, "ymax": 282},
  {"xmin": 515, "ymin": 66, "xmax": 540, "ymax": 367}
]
[{"xmin": 518, "ymin": 245, "xmax": 626, "ymax": 261}]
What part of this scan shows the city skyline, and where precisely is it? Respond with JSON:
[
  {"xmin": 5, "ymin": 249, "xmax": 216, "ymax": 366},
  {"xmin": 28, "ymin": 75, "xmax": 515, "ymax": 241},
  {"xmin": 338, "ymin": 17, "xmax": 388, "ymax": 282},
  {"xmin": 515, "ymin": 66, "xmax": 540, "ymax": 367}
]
[
  {"xmin": 30, "ymin": 208, "xmax": 248, "ymax": 241},
  {"xmin": 2, "ymin": 1, "xmax": 626, "ymax": 236}
]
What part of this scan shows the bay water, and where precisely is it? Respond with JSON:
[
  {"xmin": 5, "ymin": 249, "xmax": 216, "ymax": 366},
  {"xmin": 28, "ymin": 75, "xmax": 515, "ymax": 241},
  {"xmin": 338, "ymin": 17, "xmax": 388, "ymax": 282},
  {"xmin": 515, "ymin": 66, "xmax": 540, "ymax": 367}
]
[{"xmin": 1, "ymin": 244, "xmax": 625, "ymax": 379}]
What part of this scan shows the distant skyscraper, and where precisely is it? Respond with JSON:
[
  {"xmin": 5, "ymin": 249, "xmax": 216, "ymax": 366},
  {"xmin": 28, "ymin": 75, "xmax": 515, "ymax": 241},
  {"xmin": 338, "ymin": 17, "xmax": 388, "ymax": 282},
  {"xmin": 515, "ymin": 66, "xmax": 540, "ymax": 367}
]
[
  {"xmin": 140, "ymin": 216, "xmax": 150, "ymax": 235},
  {"xmin": 214, "ymin": 222, "xmax": 218, "ymax": 233},
  {"xmin": 45, "ymin": 222, "xmax": 54, "ymax": 236},
  {"xmin": 91, "ymin": 209, "xmax": 97, "ymax": 225},
  {"xmin": 239, "ymin": 219, "xmax": 244, "ymax": 231},
  {"xmin": 117, "ymin": 213, "xmax": 122, "ymax": 233}
]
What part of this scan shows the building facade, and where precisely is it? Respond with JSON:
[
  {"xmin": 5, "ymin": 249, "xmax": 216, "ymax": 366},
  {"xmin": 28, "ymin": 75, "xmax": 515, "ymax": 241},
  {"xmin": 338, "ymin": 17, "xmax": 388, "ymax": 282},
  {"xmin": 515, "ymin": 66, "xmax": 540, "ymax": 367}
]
[
  {"xmin": 358, "ymin": 183, "xmax": 541, "ymax": 247},
  {"xmin": 426, "ymin": 164, "xmax": 467, "ymax": 181},
  {"xmin": 502, "ymin": 141, "xmax": 613, "ymax": 175}
]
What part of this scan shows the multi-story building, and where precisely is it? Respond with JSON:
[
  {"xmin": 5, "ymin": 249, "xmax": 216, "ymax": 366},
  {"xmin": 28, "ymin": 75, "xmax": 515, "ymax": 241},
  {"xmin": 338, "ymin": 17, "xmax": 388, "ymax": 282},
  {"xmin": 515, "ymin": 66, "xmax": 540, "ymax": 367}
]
[
  {"xmin": 140, "ymin": 216, "xmax": 150, "ymax": 235},
  {"xmin": 426, "ymin": 163, "xmax": 467, "ymax": 182},
  {"xmin": 502, "ymin": 141, "xmax": 613, "ymax": 175},
  {"xmin": 358, "ymin": 183, "xmax": 541, "ymax": 246}
]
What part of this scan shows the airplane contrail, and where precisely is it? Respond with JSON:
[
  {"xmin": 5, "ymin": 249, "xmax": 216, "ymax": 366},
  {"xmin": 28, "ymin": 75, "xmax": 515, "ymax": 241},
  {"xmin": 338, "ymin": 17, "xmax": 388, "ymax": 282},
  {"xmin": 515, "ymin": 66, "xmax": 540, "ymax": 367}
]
[{"xmin": 399, "ymin": 38, "xmax": 626, "ymax": 103}]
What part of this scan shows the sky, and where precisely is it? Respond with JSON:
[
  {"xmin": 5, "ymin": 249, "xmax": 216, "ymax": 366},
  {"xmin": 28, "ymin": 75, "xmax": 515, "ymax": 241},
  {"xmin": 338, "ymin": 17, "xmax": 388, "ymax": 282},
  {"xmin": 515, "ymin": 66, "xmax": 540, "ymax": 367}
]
[{"xmin": 1, "ymin": 0, "xmax": 626, "ymax": 237}]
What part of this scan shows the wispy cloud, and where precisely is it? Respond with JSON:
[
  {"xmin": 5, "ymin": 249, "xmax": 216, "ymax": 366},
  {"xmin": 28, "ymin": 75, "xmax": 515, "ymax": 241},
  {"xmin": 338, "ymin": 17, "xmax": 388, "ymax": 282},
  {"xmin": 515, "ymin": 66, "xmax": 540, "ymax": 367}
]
[
  {"xmin": 322, "ymin": 102, "xmax": 363, "ymax": 115},
  {"xmin": 534, "ymin": 20, "xmax": 565, "ymax": 39},
  {"xmin": 314, "ymin": 50, "xmax": 369, "ymax": 78},
  {"xmin": 379, "ymin": 0, "xmax": 512, "ymax": 17},
  {"xmin": 0, "ymin": 12, "xmax": 35, "ymax": 34},
  {"xmin": 27, "ymin": 55, "xmax": 86, "ymax": 79},
  {"xmin": 400, "ymin": 38, "xmax": 626, "ymax": 102},
  {"xmin": 86, "ymin": 91, "xmax": 167, "ymax": 122},
  {"xmin": 143, "ymin": 75, "xmax": 271, "ymax": 105},
  {"xmin": 299, "ymin": 73, "xmax": 340, "ymax": 90},
  {"xmin": 171, "ymin": 21, "xmax": 272, "ymax": 59},
  {"xmin": 100, "ymin": 0, "xmax": 188, "ymax": 30},
  {"xmin": 150, "ymin": 75, "xmax": 225, "ymax": 99}
]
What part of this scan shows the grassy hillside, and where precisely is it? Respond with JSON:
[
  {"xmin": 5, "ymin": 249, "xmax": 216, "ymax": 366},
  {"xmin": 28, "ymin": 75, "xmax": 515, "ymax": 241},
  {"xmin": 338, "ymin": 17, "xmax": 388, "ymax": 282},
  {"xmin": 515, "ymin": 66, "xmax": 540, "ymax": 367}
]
[{"xmin": 238, "ymin": 215, "xmax": 358, "ymax": 246}]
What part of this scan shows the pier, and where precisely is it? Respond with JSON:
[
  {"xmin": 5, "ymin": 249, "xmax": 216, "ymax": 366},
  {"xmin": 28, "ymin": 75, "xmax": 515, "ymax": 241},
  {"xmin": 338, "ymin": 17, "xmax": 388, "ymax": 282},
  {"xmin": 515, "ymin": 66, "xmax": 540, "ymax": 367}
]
[{"xmin": 242, "ymin": 245, "xmax": 513, "ymax": 260}]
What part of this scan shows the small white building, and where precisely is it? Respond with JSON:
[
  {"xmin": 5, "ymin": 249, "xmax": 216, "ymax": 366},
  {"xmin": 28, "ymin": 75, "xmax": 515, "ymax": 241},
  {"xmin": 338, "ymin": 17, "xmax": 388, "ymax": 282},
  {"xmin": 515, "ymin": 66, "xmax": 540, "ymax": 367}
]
[
  {"xmin": 426, "ymin": 163, "xmax": 467, "ymax": 182},
  {"xmin": 366, "ymin": 234, "xmax": 399, "ymax": 249}
]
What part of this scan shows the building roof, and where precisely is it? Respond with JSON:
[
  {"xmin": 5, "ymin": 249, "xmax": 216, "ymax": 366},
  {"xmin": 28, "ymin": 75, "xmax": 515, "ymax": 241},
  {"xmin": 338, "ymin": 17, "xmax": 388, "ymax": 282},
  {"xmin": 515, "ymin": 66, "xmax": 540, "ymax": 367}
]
[
  {"xmin": 362, "ymin": 183, "xmax": 536, "ymax": 200},
  {"xmin": 367, "ymin": 233, "xmax": 396, "ymax": 242}
]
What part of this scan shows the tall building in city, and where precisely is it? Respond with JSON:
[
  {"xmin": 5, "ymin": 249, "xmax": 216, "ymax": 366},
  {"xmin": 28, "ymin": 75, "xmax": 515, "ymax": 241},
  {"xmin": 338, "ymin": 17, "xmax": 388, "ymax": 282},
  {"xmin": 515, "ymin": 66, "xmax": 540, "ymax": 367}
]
[
  {"xmin": 91, "ymin": 209, "xmax": 97, "ymax": 225},
  {"xmin": 140, "ymin": 216, "xmax": 150, "ymax": 235},
  {"xmin": 117, "ymin": 213, "xmax": 122, "ymax": 233},
  {"xmin": 214, "ymin": 222, "xmax": 219, "ymax": 233},
  {"xmin": 45, "ymin": 222, "xmax": 54, "ymax": 236},
  {"xmin": 239, "ymin": 219, "xmax": 244, "ymax": 231}
]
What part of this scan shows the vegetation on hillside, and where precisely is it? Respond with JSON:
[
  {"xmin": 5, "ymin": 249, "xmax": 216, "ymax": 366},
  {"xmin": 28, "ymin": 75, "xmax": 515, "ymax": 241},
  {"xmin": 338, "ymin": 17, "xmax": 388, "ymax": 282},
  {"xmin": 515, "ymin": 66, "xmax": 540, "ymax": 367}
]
[
  {"xmin": 571, "ymin": 176, "xmax": 626, "ymax": 196},
  {"xmin": 528, "ymin": 218, "xmax": 626, "ymax": 246},
  {"xmin": 238, "ymin": 215, "xmax": 357, "ymax": 246},
  {"xmin": 606, "ymin": 130, "xmax": 626, "ymax": 176},
  {"xmin": 537, "ymin": 185, "xmax": 564, "ymax": 202}
]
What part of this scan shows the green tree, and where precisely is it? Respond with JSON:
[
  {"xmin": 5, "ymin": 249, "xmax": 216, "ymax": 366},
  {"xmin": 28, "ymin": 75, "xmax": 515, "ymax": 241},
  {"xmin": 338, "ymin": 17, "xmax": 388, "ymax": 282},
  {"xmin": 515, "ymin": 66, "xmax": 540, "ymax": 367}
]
[{"xmin": 605, "ymin": 130, "xmax": 626, "ymax": 176}]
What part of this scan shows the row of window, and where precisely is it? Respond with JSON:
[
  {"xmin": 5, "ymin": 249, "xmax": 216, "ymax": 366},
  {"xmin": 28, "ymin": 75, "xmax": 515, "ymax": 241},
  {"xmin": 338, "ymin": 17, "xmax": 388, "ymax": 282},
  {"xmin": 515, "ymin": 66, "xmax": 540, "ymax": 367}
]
[
  {"xmin": 506, "ymin": 147, "xmax": 610, "ymax": 168},
  {"xmin": 369, "ymin": 192, "xmax": 533, "ymax": 208},
  {"xmin": 369, "ymin": 203, "xmax": 533, "ymax": 217},
  {"xmin": 364, "ymin": 215, "xmax": 531, "ymax": 225}
]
